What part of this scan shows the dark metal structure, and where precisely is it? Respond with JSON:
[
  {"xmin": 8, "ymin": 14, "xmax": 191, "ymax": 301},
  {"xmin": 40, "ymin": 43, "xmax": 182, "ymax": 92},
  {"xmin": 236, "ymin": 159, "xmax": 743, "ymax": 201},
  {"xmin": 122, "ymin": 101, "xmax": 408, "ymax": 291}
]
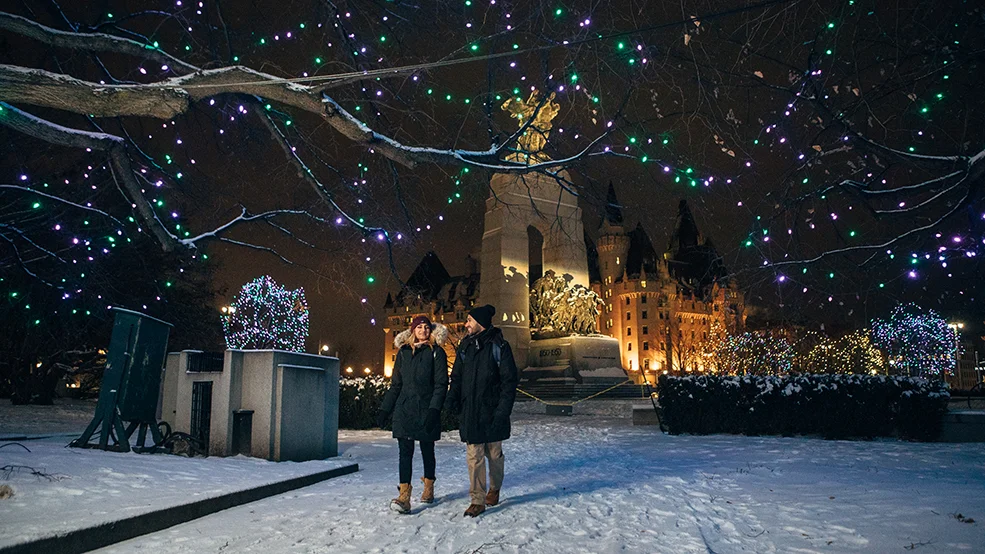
[{"xmin": 70, "ymin": 308, "xmax": 173, "ymax": 453}]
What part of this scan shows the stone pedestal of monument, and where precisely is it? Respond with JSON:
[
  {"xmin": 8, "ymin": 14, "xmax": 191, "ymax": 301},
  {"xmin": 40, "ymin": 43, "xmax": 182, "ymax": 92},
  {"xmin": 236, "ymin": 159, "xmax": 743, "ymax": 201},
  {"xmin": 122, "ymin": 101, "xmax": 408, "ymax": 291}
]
[
  {"xmin": 524, "ymin": 335, "xmax": 624, "ymax": 383},
  {"xmin": 479, "ymin": 171, "xmax": 588, "ymax": 369}
]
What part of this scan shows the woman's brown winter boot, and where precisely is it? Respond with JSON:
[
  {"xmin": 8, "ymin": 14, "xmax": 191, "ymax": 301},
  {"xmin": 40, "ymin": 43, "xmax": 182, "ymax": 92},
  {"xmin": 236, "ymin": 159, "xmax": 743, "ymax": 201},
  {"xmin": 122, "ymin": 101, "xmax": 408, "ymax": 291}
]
[
  {"xmin": 390, "ymin": 483, "xmax": 412, "ymax": 514},
  {"xmin": 420, "ymin": 477, "xmax": 435, "ymax": 503}
]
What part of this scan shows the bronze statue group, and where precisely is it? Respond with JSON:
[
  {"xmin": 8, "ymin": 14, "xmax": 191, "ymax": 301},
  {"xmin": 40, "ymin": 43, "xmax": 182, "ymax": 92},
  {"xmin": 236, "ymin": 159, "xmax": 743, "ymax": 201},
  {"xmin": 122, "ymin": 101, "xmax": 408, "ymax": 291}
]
[{"xmin": 377, "ymin": 304, "xmax": 519, "ymax": 517}]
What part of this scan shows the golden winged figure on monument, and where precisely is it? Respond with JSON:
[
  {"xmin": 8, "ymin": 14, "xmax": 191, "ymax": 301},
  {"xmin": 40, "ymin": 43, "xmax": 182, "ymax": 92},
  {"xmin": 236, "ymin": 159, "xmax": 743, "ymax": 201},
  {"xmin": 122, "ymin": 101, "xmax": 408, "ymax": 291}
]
[{"xmin": 501, "ymin": 90, "xmax": 560, "ymax": 162}]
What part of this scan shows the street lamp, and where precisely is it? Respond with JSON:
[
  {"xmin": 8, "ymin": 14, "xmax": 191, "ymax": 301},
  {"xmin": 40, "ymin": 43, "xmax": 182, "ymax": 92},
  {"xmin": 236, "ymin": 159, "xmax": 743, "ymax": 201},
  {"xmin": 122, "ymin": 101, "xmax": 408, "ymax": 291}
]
[
  {"xmin": 345, "ymin": 366, "xmax": 354, "ymax": 374},
  {"xmin": 363, "ymin": 367, "xmax": 372, "ymax": 375},
  {"xmin": 321, "ymin": 344, "xmax": 330, "ymax": 354}
]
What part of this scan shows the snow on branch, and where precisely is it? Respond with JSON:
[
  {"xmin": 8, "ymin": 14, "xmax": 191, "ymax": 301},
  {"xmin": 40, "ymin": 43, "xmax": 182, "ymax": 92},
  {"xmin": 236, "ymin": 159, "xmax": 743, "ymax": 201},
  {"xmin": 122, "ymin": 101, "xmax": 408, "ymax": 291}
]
[
  {"xmin": 0, "ymin": 63, "xmax": 598, "ymax": 172},
  {"xmin": 0, "ymin": 11, "xmax": 199, "ymax": 74},
  {"xmin": 179, "ymin": 207, "xmax": 326, "ymax": 247},
  {"xmin": 0, "ymin": 101, "xmax": 122, "ymax": 149},
  {"xmin": 0, "ymin": 101, "xmax": 180, "ymax": 251}
]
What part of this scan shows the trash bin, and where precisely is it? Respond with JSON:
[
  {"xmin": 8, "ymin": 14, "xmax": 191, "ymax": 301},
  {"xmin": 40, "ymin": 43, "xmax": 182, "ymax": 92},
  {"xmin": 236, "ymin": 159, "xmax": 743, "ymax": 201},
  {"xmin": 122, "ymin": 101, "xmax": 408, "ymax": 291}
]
[{"xmin": 232, "ymin": 410, "xmax": 254, "ymax": 456}]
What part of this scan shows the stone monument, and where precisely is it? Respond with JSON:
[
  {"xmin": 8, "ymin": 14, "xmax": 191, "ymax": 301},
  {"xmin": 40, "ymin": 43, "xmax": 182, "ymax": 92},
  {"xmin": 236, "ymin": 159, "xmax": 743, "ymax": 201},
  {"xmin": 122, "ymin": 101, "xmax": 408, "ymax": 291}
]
[{"xmin": 478, "ymin": 91, "xmax": 621, "ymax": 381}]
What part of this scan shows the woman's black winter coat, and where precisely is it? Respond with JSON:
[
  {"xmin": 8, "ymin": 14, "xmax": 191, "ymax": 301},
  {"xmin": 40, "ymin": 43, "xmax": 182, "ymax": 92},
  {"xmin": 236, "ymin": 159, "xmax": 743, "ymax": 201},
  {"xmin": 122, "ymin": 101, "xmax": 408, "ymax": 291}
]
[
  {"xmin": 381, "ymin": 342, "xmax": 448, "ymax": 442},
  {"xmin": 447, "ymin": 327, "xmax": 519, "ymax": 444}
]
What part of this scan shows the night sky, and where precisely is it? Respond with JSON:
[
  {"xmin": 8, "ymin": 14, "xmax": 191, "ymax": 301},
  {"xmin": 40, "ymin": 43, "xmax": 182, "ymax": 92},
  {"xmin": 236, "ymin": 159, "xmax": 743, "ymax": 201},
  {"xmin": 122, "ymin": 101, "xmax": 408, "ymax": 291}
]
[{"xmin": 1, "ymin": 0, "xmax": 982, "ymax": 370}]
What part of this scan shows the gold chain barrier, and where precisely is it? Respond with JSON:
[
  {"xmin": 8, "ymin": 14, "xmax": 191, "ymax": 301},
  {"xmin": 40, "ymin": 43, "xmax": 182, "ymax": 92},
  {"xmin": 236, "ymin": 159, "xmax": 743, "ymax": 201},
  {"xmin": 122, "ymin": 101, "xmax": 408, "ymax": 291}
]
[{"xmin": 516, "ymin": 379, "xmax": 643, "ymax": 407}]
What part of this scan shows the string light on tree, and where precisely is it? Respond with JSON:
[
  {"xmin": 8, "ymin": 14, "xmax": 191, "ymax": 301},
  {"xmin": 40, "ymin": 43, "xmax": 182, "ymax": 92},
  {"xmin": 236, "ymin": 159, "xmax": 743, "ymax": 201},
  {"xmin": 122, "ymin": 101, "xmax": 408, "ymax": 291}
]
[
  {"xmin": 871, "ymin": 304, "xmax": 955, "ymax": 377},
  {"xmin": 221, "ymin": 275, "xmax": 309, "ymax": 351},
  {"xmin": 710, "ymin": 330, "xmax": 794, "ymax": 376}
]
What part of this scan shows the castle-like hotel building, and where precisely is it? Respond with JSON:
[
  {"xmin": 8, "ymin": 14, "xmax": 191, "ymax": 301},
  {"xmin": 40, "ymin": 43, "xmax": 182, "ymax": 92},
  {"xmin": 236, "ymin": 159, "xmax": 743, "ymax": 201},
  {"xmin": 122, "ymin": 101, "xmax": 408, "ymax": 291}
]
[{"xmin": 382, "ymin": 187, "xmax": 745, "ymax": 383}]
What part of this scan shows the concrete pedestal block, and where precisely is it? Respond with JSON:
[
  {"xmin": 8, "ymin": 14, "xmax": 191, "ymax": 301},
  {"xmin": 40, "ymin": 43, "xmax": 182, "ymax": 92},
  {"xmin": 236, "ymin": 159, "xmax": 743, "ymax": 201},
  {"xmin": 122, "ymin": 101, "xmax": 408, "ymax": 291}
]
[
  {"xmin": 938, "ymin": 411, "xmax": 985, "ymax": 442},
  {"xmin": 633, "ymin": 404, "xmax": 660, "ymax": 426},
  {"xmin": 162, "ymin": 349, "xmax": 341, "ymax": 461}
]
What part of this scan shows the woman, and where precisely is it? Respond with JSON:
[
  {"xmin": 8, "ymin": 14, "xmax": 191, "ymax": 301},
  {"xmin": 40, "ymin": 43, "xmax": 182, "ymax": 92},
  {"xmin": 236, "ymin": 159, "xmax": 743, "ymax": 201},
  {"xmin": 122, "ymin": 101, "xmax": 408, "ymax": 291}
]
[{"xmin": 377, "ymin": 315, "xmax": 448, "ymax": 513}]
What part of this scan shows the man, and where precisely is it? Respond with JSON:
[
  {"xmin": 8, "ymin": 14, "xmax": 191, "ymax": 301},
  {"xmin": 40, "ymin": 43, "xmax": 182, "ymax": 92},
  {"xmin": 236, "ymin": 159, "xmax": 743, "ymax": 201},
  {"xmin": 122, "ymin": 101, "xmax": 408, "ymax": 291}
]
[{"xmin": 447, "ymin": 304, "xmax": 519, "ymax": 517}]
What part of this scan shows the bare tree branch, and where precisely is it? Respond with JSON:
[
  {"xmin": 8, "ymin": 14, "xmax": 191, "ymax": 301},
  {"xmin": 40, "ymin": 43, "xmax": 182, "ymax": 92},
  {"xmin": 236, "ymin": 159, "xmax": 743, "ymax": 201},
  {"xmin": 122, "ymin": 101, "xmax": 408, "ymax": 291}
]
[
  {"xmin": 0, "ymin": 101, "xmax": 181, "ymax": 251},
  {"xmin": 0, "ymin": 63, "xmax": 604, "ymax": 171},
  {"xmin": 0, "ymin": 11, "xmax": 199, "ymax": 74}
]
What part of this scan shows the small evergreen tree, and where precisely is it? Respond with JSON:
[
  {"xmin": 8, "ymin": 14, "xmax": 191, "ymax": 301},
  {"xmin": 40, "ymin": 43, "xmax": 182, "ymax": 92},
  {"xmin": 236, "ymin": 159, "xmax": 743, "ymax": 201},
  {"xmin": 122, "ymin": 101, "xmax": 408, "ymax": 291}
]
[
  {"xmin": 872, "ymin": 304, "xmax": 955, "ymax": 377},
  {"xmin": 715, "ymin": 331, "xmax": 794, "ymax": 376},
  {"xmin": 222, "ymin": 276, "xmax": 308, "ymax": 351}
]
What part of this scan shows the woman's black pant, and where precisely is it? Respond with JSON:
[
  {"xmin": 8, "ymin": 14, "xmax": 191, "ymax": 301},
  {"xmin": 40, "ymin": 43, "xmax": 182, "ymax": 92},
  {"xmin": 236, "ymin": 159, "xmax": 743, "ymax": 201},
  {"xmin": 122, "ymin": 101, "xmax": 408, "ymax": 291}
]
[{"xmin": 398, "ymin": 438, "xmax": 435, "ymax": 484}]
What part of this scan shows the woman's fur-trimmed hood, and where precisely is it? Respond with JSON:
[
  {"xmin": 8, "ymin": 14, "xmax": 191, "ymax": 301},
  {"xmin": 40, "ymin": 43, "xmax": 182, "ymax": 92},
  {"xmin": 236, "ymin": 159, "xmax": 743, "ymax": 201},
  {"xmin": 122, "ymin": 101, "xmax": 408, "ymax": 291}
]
[{"xmin": 393, "ymin": 322, "xmax": 449, "ymax": 349}]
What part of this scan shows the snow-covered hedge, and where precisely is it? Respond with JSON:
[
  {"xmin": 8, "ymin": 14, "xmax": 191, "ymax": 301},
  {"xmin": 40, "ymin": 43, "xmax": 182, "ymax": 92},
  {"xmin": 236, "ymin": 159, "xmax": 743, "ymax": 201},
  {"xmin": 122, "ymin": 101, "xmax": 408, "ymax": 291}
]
[
  {"xmin": 339, "ymin": 376, "xmax": 390, "ymax": 429},
  {"xmin": 338, "ymin": 376, "xmax": 458, "ymax": 431},
  {"xmin": 657, "ymin": 374, "xmax": 950, "ymax": 441}
]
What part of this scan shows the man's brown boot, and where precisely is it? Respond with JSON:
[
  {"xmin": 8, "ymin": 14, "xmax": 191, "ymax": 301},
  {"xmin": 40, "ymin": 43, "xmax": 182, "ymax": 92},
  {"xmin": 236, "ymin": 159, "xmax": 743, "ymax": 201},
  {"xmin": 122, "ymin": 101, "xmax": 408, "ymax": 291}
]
[
  {"xmin": 420, "ymin": 477, "xmax": 435, "ymax": 503},
  {"xmin": 390, "ymin": 483, "xmax": 412, "ymax": 514},
  {"xmin": 485, "ymin": 489, "xmax": 500, "ymax": 507},
  {"xmin": 464, "ymin": 503, "xmax": 485, "ymax": 517}
]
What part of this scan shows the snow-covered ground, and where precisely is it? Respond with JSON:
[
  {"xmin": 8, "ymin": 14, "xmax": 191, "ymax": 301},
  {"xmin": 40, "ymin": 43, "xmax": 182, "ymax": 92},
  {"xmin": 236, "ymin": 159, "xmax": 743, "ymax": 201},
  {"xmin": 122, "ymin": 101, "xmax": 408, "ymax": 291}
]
[
  {"xmin": 2, "ymin": 400, "xmax": 984, "ymax": 553},
  {"xmin": 0, "ymin": 397, "xmax": 98, "ymax": 436},
  {"xmin": 0, "ymin": 419, "xmax": 354, "ymax": 550}
]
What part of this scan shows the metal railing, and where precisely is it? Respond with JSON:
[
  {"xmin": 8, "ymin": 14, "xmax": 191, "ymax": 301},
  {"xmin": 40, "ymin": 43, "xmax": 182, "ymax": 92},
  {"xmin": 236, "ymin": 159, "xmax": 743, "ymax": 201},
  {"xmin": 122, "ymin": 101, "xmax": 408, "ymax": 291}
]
[
  {"xmin": 186, "ymin": 351, "xmax": 225, "ymax": 373},
  {"xmin": 949, "ymin": 381, "xmax": 985, "ymax": 409}
]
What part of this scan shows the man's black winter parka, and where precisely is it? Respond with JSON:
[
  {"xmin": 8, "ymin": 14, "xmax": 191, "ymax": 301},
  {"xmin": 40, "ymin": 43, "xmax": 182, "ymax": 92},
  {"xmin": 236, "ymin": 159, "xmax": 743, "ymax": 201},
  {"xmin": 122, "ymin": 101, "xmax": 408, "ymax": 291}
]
[{"xmin": 447, "ymin": 327, "xmax": 519, "ymax": 444}]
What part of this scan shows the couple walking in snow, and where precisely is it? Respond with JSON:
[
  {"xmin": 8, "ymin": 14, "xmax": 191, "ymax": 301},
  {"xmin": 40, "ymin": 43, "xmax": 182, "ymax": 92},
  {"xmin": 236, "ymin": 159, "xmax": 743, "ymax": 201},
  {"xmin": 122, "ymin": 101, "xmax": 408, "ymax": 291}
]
[{"xmin": 377, "ymin": 304, "xmax": 519, "ymax": 517}]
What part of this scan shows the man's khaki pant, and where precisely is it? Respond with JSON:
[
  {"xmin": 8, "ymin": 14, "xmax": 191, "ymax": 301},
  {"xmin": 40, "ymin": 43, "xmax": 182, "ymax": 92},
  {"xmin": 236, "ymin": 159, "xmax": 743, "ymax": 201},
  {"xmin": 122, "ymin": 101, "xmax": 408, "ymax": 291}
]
[{"xmin": 466, "ymin": 441, "xmax": 503, "ymax": 505}]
